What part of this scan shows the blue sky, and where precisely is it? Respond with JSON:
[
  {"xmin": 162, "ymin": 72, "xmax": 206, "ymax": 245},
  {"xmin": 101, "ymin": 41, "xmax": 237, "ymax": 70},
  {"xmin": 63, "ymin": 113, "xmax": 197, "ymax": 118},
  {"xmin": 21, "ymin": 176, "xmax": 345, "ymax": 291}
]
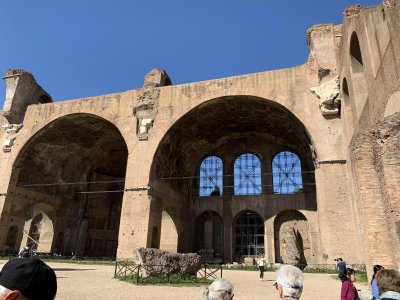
[{"xmin": 0, "ymin": 0, "xmax": 379, "ymax": 107}]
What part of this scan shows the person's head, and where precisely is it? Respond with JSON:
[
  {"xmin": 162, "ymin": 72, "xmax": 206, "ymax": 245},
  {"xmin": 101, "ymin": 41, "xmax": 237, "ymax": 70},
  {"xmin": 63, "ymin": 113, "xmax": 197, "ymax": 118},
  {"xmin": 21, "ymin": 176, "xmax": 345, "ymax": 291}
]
[
  {"xmin": 373, "ymin": 265, "xmax": 384, "ymax": 275},
  {"xmin": 18, "ymin": 247, "xmax": 30, "ymax": 259},
  {"xmin": 345, "ymin": 267, "xmax": 356, "ymax": 282},
  {"xmin": 202, "ymin": 278, "xmax": 234, "ymax": 300},
  {"xmin": 0, "ymin": 258, "xmax": 57, "ymax": 300},
  {"xmin": 338, "ymin": 258, "xmax": 343, "ymax": 262},
  {"xmin": 371, "ymin": 264, "xmax": 384, "ymax": 284},
  {"xmin": 376, "ymin": 269, "xmax": 400, "ymax": 294},
  {"xmin": 274, "ymin": 265, "xmax": 304, "ymax": 299}
]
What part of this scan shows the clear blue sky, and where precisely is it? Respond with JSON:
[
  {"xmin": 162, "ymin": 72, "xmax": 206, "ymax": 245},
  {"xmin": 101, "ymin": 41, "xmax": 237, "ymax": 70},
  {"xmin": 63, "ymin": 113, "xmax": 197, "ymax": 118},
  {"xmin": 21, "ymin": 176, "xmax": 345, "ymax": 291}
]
[{"xmin": 0, "ymin": 0, "xmax": 379, "ymax": 107}]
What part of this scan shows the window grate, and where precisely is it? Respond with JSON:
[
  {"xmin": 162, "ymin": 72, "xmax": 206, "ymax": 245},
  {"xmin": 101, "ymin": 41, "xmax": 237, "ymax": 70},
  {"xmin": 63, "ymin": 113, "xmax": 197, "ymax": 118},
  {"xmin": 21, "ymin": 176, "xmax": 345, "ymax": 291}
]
[
  {"xmin": 272, "ymin": 151, "xmax": 303, "ymax": 194},
  {"xmin": 199, "ymin": 156, "xmax": 223, "ymax": 196},
  {"xmin": 234, "ymin": 153, "xmax": 262, "ymax": 195}
]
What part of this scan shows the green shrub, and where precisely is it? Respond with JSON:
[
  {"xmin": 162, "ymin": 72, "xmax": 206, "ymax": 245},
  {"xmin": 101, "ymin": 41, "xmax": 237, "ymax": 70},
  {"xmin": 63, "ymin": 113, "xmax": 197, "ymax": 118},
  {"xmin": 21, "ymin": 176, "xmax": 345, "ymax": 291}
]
[{"xmin": 115, "ymin": 273, "xmax": 212, "ymax": 286}]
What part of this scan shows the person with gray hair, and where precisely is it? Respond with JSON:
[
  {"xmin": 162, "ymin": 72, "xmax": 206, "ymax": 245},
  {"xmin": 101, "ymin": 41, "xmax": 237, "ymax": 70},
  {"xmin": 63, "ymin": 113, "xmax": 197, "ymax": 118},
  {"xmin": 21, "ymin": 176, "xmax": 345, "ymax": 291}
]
[
  {"xmin": 201, "ymin": 278, "xmax": 234, "ymax": 300},
  {"xmin": 273, "ymin": 264, "xmax": 304, "ymax": 299}
]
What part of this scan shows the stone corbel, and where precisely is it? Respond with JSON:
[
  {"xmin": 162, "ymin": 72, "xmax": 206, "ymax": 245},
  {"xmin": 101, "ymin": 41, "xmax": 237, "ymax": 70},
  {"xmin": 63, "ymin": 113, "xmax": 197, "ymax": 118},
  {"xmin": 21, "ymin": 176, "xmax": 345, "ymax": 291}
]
[
  {"xmin": 2, "ymin": 123, "xmax": 23, "ymax": 152},
  {"xmin": 310, "ymin": 75, "xmax": 341, "ymax": 116}
]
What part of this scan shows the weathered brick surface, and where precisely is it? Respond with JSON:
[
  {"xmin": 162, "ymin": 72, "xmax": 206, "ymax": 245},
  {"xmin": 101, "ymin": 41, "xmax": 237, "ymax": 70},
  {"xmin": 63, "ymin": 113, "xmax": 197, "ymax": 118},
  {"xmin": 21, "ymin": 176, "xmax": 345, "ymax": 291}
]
[{"xmin": 351, "ymin": 113, "xmax": 400, "ymax": 273}]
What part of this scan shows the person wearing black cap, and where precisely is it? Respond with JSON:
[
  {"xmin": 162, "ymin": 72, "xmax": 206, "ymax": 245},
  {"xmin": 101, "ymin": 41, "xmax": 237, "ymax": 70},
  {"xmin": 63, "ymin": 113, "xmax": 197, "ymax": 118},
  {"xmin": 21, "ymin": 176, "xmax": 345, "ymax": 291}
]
[{"xmin": 0, "ymin": 258, "xmax": 57, "ymax": 300}]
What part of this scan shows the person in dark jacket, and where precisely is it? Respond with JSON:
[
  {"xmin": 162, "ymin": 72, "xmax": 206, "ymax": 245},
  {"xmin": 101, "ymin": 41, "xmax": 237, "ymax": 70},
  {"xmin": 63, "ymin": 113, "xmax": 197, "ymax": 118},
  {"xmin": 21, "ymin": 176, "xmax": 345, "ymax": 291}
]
[{"xmin": 337, "ymin": 258, "xmax": 347, "ymax": 282}]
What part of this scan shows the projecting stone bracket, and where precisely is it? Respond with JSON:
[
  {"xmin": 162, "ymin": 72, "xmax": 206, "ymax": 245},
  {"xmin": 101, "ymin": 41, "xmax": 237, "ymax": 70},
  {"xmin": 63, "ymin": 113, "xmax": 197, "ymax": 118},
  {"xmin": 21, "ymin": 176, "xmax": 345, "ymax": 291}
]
[
  {"xmin": 135, "ymin": 117, "xmax": 154, "ymax": 141},
  {"xmin": 310, "ymin": 75, "xmax": 341, "ymax": 116},
  {"xmin": 2, "ymin": 123, "xmax": 23, "ymax": 152}
]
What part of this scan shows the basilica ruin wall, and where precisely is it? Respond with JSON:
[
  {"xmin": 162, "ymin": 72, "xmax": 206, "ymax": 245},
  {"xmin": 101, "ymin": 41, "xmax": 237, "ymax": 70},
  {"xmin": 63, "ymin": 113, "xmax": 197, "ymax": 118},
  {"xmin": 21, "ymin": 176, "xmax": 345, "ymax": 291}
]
[{"xmin": 0, "ymin": 1, "xmax": 398, "ymax": 272}]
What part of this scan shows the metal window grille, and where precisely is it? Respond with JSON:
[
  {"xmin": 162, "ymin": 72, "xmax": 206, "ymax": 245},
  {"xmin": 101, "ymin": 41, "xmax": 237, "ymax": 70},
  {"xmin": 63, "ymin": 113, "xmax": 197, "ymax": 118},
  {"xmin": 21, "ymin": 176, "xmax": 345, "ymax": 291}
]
[
  {"xmin": 235, "ymin": 213, "xmax": 264, "ymax": 257},
  {"xmin": 272, "ymin": 151, "xmax": 303, "ymax": 194},
  {"xmin": 199, "ymin": 156, "xmax": 223, "ymax": 196},
  {"xmin": 234, "ymin": 153, "xmax": 262, "ymax": 195}
]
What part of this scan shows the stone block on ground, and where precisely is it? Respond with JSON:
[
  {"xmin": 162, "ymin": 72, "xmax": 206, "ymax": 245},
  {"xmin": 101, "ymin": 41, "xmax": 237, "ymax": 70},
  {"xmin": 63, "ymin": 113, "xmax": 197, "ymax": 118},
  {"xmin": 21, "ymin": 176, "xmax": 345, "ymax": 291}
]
[{"xmin": 133, "ymin": 247, "xmax": 201, "ymax": 277}]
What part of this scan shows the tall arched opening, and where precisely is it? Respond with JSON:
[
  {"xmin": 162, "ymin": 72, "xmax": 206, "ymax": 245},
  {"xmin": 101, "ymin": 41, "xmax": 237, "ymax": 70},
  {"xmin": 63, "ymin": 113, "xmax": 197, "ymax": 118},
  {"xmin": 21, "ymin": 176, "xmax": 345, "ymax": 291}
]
[
  {"xmin": 194, "ymin": 211, "xmax": 224, "ymax": 262},
  {"xmin": 149, "ymin": 96, "xmax": 317, "ymax": 261},
  {"xmin": 233, "ymin": 211, "xmax": 264, "ymax": 260},
  {"xmin": 274, "ymin": 210, "xmax": 309, "ymax": 266},
  {"xmin": 3, "ymin": 113, "xmax": 128, "ymax": 257}
]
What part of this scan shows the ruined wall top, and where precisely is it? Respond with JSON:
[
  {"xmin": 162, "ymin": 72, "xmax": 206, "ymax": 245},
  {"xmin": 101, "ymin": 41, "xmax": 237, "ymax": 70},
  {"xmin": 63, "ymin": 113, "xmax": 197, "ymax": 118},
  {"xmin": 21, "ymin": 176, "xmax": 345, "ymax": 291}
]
[
  {"xmin": 306, "ymin": 24, "xmax": 342, "ymax": 116},
  {"xmin": 344, "ymin": 5, "xmax": 363, "ymax": 17},
  {"xmin": 143, "ymin": 68, "xmax": 172, "ymax": 88},
  {"xmin": 1, "ymin": 69, "xmax": 52, "ymax": 124}
]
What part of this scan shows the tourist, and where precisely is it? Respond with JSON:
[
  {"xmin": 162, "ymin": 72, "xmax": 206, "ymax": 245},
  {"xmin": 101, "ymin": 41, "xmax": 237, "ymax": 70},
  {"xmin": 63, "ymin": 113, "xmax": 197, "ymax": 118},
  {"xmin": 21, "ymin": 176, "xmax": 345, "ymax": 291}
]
[
  {"xmin": 376, "ymin": 269, "xmax": 400, "ymax": 300},
  {"xmin": 371, "ymin": 265, "xmax": 384, "ymax": 299},
  {"xmin": 340, "ymin": 267, "xmax": 360, "ymax": 300},
  {"xmin": 273, "ymin": 264, "xmax": 303, "ymax": 299},
  {"xmin": 201, "ymin": 278, "xmax": 234, "ymax": 300},
  {"xmin": 337, "ymin": 258, "xmax": 347, "ymax": 282},
  {"xmin": 17, "ymin": 246, "xmax": 31, "ymax": 258},
  {"xmin": 0, "ymin": 258, "xmax": 57, "ymax": 300},
  {"xmin": 210, "ymin": 186, "xmax": 221, "ymax": 196},
  {"xmin": 257, "ymin": 255, "xmax": 266, "ymax": 281}
]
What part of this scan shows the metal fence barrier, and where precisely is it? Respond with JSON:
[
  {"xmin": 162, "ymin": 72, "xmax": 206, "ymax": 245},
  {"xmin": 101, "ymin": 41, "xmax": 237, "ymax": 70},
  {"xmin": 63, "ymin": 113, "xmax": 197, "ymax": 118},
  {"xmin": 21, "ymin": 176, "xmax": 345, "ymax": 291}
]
[{"xmin": 114, "ymin": 260, "xmax": 222, "ymax": 283}]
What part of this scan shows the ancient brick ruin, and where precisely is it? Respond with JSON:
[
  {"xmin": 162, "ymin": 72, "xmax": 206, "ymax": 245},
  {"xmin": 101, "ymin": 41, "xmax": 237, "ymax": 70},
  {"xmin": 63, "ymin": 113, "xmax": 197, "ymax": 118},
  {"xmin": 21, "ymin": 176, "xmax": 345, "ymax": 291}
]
[{"xmin": 0, "ymin": 1, "xmax": 399, "ymax": 277}]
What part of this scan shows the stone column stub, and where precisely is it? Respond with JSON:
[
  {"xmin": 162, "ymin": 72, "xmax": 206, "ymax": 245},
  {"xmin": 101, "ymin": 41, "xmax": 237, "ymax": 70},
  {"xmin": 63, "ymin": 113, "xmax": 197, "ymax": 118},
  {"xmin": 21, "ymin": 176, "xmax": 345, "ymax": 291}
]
[{"xmin": 133, "ymin": 69, "xmax": 171, "ymax": 140}]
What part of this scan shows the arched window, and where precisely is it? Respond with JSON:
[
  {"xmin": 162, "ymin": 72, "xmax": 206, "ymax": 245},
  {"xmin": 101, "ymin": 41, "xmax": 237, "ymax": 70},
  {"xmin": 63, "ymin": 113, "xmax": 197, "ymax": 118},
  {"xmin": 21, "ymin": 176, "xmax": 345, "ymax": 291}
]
[
  {"xmin": 350, "ymin": 32, "xmax": 364, "ymax": 74},
  {"xmin": 234, "ymin": 153, "xmax": 262, "ymax": 195},
  {"xmin": 199, "ymin": 156, "xmax": 223, "ymax": 196},
  {"xmin": 5, "ymin": 226, "xmax": 18, "ymax": 248},
  {"xmin": 272, "ymin": 151, "xmax": 303, "ymax": 194}
]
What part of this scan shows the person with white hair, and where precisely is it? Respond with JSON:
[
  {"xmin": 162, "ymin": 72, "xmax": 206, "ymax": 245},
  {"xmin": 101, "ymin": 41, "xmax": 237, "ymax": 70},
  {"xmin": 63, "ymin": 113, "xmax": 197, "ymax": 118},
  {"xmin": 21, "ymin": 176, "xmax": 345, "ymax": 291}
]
[
  {"xmin": 273, "ymin": 264, "xmax": 304, "ymax": 299},
  {"xmin": 201, "ymin": 278, "xmax": 234, "ymax": 300}
]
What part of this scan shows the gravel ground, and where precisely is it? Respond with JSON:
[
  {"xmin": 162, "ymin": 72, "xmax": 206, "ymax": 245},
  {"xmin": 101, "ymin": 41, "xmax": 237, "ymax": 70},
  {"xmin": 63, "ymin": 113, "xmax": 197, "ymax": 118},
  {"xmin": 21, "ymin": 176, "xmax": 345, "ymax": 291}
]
[
  {"xmin": 40, "ymin": 262, "xmax": 370, "ymax": 300},
  {"xmin": 0, "ymin": 260, "xmax": 370, "ymax": 299}
]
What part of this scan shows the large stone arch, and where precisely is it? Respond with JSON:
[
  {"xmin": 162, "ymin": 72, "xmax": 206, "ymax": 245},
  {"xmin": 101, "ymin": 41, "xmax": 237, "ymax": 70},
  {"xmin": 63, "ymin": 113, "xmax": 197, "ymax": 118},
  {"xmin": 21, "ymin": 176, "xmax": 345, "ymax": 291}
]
[
  {"xmin": 150, "ymin": 96, "xmax": 317, "ymax": 195},
  {"xmin": 1, "ymin": 113, "xmax": 128, "ymax": 257},
  {"xmin": 147, "ymin": 96, "xmax": 317, "ymax": 261}
]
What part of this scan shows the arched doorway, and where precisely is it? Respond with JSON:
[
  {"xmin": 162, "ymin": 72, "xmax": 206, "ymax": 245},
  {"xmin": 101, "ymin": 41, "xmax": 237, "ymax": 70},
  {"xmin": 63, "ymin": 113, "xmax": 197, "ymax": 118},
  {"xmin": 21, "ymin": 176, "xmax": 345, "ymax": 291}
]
[
  {"xmin": 194, "ymin": 211, "xmax": 224, "ymax": 262},
  {"xmin": 7, "ymin": 113, "xmax": 128, "ymax": 257},
  {"xmin": 274, "ymin": 210, "xmax": 309, "ymax": 266},
  {"xmin": 234, "ymin": 211, "xmax": 264, "ymax": 260},
  {"xmin": 27, "ymin": 212, "xmax": 54, "ymax": 253},
  {"xmin": 4, "ymin": 226, "xmax": 18, "ymax": 254}
]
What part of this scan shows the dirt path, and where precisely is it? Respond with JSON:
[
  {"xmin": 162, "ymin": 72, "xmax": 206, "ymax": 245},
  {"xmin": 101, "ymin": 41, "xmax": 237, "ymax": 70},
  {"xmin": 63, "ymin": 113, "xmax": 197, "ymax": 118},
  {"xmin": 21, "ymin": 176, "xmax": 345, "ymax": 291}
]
[
  {"xmin": 41, "ymin": 262, "xmax": 369, "ymax": 300},
  {"xmin": 1, "ymin": 260, "xmax": 370, "ymax": 299}
]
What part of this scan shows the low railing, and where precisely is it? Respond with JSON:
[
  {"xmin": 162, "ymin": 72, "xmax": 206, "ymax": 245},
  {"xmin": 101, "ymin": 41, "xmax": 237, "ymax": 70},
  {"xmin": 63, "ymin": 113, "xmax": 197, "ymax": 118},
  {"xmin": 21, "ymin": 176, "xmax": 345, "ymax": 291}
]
[
  {"xmin": 114, "ymin": 260, "xmax": 222, "ymax": 283},
  {"xmin": 115, "ymin": 260, "xmax": 141, "ymax": 280},
  {"xmin": 198, "ymin": 264, "xmax": 223, "ymax": 279}
]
